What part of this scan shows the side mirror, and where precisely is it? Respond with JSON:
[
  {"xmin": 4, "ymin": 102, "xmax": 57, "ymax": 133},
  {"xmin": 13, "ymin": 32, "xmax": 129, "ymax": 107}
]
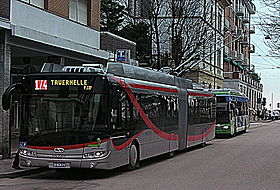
[{"xmin": 2, "ymin": 83, "xmax": 22, "ymax": 110}]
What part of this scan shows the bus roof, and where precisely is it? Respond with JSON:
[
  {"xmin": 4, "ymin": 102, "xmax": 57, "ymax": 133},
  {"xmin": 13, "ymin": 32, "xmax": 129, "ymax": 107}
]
[
  {"xmin": 212, "ymin": 89, "xmax": 248, "ymax": 102},
  {"xmin": 107, "ymin": 62, "xmax": 193, "ymax": 89},
  {"xmin": 212, "ymin": 89, "xmax": 246, "ymax": 97}
]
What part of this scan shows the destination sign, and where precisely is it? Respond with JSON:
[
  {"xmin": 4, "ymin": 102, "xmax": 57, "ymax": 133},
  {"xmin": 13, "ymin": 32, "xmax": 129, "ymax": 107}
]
[{"xmin": 27, "ymin": 75, "xmax": 108, "ymax": 94}]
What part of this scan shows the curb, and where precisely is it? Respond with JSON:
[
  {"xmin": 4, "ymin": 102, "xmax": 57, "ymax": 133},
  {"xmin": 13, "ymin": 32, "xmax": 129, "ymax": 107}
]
[{"xmin": 0, "ymin": 168, "xmax": 48, "ymax": 179}]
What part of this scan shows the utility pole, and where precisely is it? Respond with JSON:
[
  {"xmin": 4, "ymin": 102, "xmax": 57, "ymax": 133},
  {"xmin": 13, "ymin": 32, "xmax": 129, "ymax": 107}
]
[{"xmin": 272, "ymin": 93, "xmax": 273, "ymax": 110}]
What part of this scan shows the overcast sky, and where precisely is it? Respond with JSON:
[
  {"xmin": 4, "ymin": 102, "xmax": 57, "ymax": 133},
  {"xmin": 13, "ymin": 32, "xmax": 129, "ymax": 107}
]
[{"xmin": 251, "ymin": 0, "xmax": 280, "ymax": 110}]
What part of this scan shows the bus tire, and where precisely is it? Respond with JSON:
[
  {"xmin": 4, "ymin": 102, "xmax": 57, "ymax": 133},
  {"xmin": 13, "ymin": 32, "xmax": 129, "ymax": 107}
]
[
  {"xmin": 127, "ymin": 143, "xmax": 139, "ymax": 170},
  {"xmin": 166, "ymin": 151, "xmax": 175, "ymax": 158},
  {"xmin": 232, "ymin": 127, "xmax": 236, "ymax": 137},
  {"xmin": 201, "ymin": 142, "xmax": 206, "ymax": 147},
  {"xmin": 245, "ymin": 125, "xmax": 249, "ymax": 133}
]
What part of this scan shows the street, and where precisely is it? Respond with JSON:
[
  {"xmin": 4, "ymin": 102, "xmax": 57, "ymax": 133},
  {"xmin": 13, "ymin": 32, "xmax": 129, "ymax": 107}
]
[{"xmin": 0, "ymin": 120, "xmax": 280, "ymax": 190}]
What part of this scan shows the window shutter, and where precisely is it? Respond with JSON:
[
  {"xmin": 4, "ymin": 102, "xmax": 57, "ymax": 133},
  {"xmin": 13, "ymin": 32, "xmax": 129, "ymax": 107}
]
[
  {"xmin": 78, "ymin": 0, "xmax": 88, "ymax": 25},
  {"xmin": 69, "ymin": 0, "xmax": 78, "ymax": 21}
]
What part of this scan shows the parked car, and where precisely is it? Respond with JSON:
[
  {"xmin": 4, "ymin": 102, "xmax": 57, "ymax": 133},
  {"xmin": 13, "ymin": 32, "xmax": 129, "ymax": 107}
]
[
  {"xmin": 273, "ymin": 110, "xmax": 280, "ymax": 120},
  {"xmin": 264, "ymin": 110, "xmax": 274, "ymax": 120}
]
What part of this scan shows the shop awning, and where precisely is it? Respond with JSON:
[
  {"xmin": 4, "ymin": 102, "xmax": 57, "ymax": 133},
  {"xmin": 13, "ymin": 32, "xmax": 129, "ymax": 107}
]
[{"xmin": 223, "ymin": 58, "xmax": 246, "ymax": 71}]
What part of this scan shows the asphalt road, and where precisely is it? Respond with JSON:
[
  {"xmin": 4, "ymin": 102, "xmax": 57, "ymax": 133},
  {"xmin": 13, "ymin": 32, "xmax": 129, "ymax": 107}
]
[{"xmin": 0, "ymin": 120, "xmax": 280, "ymax": 190}]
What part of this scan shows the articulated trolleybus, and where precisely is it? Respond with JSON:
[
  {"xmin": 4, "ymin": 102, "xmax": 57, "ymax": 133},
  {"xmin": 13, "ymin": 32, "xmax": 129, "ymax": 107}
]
[
  {"xmin": 3, "ymin": 63, "xmax": 216, "ymax": 170},
  {"xmin": 213, "ymin": 89, "xmax": 249, "ymax": 136}
]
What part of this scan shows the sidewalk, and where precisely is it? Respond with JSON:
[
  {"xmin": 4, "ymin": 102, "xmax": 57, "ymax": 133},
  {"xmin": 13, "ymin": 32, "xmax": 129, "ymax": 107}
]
[
  {"xmin": 0, "ymin": 157, "xmax": 46, "ymax": 178},
  {"xmin": 250, "ymin": 119, "xmax": 273, "ymax": 124}
]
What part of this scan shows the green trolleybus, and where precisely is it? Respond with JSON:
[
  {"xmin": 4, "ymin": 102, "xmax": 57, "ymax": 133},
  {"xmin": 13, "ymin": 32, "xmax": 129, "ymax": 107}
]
[
  {"xmin": 213, "ymin": 89, "xmax": 249, "ymax": 136},
  {"xmin": 2, "ymin": 63, "xmax": 215, "ymax": 170}
]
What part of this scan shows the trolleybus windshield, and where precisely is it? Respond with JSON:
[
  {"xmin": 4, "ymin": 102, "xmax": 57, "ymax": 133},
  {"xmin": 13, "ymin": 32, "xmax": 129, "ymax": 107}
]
[
  {"xmin": 216, "ymin": 103, "xmax": 230, "ymax": 124},
  {"xmin": 21, "ymin": 93, "xmax": 109, "ymax": 147}
]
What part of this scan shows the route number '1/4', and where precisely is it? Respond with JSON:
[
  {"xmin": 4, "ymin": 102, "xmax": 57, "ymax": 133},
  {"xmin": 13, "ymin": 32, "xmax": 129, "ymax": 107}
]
[{"xmin": 35, "ymin": 80, "xmax": 48, "ymax": 90}]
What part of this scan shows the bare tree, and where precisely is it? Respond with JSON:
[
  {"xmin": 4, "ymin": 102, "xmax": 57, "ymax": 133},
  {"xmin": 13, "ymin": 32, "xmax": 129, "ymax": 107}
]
[
  {"xmin": 168, "ymin": 0, "xmax": 216, "ymax": 70},
  {"xmin": 259, "ymin": 0, "xmax": 280, "ymax": 55},
  {"xmin": 120, "ymin": 0, "xmax": 221, "ymax": 75}
]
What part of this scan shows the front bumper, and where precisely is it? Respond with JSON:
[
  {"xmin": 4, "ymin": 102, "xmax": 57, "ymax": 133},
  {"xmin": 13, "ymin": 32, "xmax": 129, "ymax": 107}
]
[
  {"xmin": 215, "ymin": 125, "xmax": 232, "ymax": 135},
  {"xmin": 20, "ymin": 155, "xmax": 111, "ymax": 170},
  {"xmin": 215, "ymin": 129, "xmax": 231, "ymax": 134}
]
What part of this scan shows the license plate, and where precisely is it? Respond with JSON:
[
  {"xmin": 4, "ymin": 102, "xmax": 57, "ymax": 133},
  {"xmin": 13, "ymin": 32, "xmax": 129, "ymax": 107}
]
[{"xmin": 53, "ymin": 163, "xmax": 67, "ymax": 168}]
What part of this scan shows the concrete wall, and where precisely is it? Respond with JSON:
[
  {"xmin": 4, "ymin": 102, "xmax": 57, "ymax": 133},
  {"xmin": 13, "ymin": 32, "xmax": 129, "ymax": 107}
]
[
  {"xmin": 0, "ymin": 31, "xmax": 11, "ymax": 158},
  {"xmin": 10, "ymin": 0, "xmax": 109, "ymax": 60}
]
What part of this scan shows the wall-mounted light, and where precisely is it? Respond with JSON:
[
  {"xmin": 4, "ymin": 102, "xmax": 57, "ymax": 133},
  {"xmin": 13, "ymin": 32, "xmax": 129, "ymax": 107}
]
[{"xmin": 265, "ymin": 35, "xmax": 271, "ymax": 40}]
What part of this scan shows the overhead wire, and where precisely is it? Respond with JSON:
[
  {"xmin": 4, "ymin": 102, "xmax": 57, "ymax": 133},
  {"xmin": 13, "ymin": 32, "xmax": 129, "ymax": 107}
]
[{"xmin": 250, "ymin": 10, "xmax": 280, "ymax": 68}]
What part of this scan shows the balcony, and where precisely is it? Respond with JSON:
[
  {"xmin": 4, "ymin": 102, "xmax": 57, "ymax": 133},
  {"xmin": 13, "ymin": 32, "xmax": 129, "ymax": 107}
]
[
  {"xmin": 242, "ymin": 15, "xmax": 250, "ymax": 23},
  {"xmin": 218, "ymin": 0, "xmax": 233, "ymax": 8},
  {"xmin": 224, "ymin": 19, "xmax": 230, "ymax": 32},
  {"xmin": 233, "ymin": 50, "xmax": 238, "ymax": 59},
  {"xmin": 232, "ymin": 25, "xmax": 238, "ymax": 35},
  {"xmin": 235, "ymin": 5, "xmax": 245, "ymax": 16},
  {"xmin": 244, "ymin": 1, "xmax": 256, "ymax": 14},
  {"xmin": 249, "ymin": 44, "xmax": 255, "ymax": 53},
  {"xmin": 236, "ymin": 52, "xmax": 244, "ymax": 62},
  {"xmin": 224, "ymin": 72, "xmax": 241, "ymax": 80},
  {"xmin": 237, "ymin": 29, "xmax": 245, "ymax": 40},
  {"xmin": 240, "ymin": 36, "xmax": 249, "ymax": 45},
  {"xmin": 243, "ymin": 58, "xmax": 249, "ymax": 67},
  {"xmin": 249, "ymin": 25, "xmax": 255, "ymax": 34},
  {"xmin": 224, "ymin": 45, "xmax": 231, "ymax": 57}
]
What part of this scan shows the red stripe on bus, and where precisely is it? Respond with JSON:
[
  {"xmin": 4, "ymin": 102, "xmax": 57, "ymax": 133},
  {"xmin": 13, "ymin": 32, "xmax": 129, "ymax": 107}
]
[
  {"xmin": 129, "ymin": 83, "xmax": 178, "ymax": 93},
  {"xmin": 112, "ymin": 130, "xmax": 146, "ymax": 151},
  {"xmin": 187, "ymin": 122, "xmax": 216, "ymax": 142},
  {"xmin": 26, "ymin": 138, "xmax": 110, "ymax": 150},
  {"xmin": 110, "ymin": 75, "xmax": 179, "ymax": 141},
  {"xmin": 188, "ymin": 91, "xmax": 213, "ymax": 97}
]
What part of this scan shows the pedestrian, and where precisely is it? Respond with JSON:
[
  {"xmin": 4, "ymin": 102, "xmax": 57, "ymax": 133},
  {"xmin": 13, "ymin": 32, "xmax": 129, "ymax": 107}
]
[
  {"xmin": 257, "ymin": 109, "xmax": 261, "ymax": 120},
  {"xmin": 12, "ymin": 149, "xmax": 22, "ymax": 169}
]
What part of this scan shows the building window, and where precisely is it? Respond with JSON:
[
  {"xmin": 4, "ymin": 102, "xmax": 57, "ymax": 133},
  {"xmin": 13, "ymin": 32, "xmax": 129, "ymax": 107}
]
[
  {"xmin": 69, "ymin": 0, "xmax": 88, "ymax": 25},
  {"xmin": 20, "ymin": 0, "xmax": 44, "ymax": 9}
]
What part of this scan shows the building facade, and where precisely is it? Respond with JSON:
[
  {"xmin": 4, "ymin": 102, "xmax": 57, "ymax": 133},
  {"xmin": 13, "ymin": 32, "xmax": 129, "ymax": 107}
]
[
  {"xmin": 126, "ymin": 0, "xmax": 229, "ymax": 89},
  {"xmin": 0, "ymin": 0, "xmax": 136, "ymax": 158},
  {"xmin": 126, "ymin": 0, "xmax": 262, "ymax": 113},
  {"xmin": 222, "ymin": 0, "xmax": 263, "ymax": 115}
]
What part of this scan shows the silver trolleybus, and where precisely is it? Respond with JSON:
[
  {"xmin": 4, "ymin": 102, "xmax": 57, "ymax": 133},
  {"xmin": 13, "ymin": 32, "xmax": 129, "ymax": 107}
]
[{"xmin": 2, "ymin": 63, "xmax": 216, "ymax": 170}]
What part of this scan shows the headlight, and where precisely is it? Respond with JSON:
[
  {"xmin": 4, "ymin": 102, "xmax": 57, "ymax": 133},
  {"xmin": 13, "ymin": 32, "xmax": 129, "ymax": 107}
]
[
  {"xmin": 19, "ymin": 149, "xmax": 37, "ymax": 157},
  {"xmin": 83, "ymin": 151, "xmax": 107, "ymax": 159},
  {"xmin": 222, "ymin": 126, "xmax": 229, "ymax": 129}
]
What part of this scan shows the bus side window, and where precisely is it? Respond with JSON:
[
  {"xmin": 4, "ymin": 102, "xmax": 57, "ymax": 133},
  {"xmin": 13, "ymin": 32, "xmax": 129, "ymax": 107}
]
[
  {"xmin": 111, "ymin": 90, "xmax": 124, "ymax": 133},
  {"xmin": 111, "ymin": 91, "xmax": 131, "ymax": 134},
  {"xmin": 121, "ymin": 95, "xmax": 130, "ymax": 130}
]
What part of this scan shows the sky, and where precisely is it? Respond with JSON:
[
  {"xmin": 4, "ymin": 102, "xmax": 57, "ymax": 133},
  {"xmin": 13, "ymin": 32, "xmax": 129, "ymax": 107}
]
[{"xmin": 251, "ymin": 0, "xmax": 280, "ymax": 110}]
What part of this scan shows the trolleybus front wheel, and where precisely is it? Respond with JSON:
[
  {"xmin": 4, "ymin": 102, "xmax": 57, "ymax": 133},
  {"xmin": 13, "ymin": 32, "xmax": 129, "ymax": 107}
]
[{"xmin": 127, "ymin": 143, "xmax": 139, "ymax": 170}]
